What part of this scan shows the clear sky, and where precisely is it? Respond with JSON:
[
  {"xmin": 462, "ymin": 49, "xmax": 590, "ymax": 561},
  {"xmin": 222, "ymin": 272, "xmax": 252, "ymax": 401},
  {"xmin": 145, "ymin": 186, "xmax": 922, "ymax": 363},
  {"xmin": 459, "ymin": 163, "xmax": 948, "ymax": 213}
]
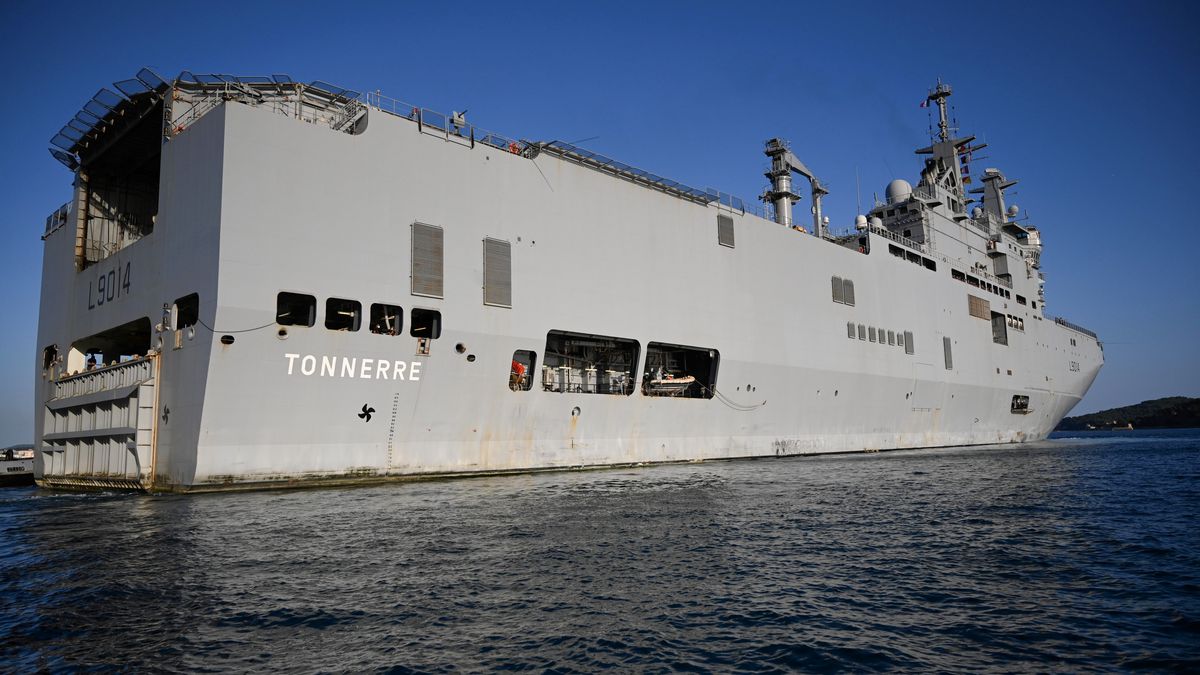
[{"xmin": 1, "ymin": 0, "xmax": 1197, "ymax": 445}]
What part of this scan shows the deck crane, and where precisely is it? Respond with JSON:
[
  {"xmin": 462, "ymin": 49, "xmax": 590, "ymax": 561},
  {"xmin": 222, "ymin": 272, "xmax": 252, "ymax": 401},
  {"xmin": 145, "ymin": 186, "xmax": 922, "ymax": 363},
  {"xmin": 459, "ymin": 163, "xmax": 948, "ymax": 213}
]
[{"xmin": 762, "ymin": 138, "xmax": 829, "ymax": 238}]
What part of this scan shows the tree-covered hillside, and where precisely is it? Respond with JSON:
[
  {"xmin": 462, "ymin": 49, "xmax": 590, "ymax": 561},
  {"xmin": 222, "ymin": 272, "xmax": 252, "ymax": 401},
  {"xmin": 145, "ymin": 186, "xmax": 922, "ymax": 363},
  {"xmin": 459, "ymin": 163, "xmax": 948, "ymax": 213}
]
[{"xmin": 1056, "ymin": 397, "xmax": 1200, "ymax": 431}]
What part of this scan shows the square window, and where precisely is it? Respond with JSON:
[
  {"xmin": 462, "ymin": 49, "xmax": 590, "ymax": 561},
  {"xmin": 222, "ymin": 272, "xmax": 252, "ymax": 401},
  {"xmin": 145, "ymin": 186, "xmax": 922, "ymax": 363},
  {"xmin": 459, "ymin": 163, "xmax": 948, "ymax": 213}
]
[
  {"xmin": 411, "ymin": 308, "xmax": 442, "ymax": 339},
  {"xmin": 510, "ymin": 350, "xmax": 537, "ymax": 391},
  {"xmin": 173, "ymin": 293, "xmax": 199, "ymax": 330},
  {"xmin": 276, "ymin": 292, "xmax": 315, "ymax": 327},
  {"xmin": 325, "ymin": 298, "xmax": 361, "ymax": 331},
  {"xmin": 370, "ymin": 303, "xmax": 403, "ymax": 335}
]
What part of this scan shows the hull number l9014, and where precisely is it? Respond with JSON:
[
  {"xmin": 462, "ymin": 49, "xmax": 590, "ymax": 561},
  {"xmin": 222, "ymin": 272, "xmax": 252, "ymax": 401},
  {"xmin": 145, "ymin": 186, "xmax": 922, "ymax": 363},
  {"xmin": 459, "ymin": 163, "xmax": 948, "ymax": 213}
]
[{"xmin": 88, "ymin": 262, "xmax": 131, "ymax": 310}]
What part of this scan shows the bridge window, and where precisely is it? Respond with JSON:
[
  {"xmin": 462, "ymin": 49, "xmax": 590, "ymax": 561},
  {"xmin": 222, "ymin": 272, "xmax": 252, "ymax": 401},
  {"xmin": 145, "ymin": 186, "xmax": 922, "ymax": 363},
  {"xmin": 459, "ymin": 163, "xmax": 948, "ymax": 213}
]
[
  {"xmin": 325, "ymin": 298, "xmax": 361, "ymax": 332},
  {"xmin": 542, "ymin": 330, "xmax": 638, "ymax": 395},
  {"xmin": 369, "ymin": 303, "xmax": 403, "ymax": 335},
  {"xmin": 276, "ymin": 292, "xmax": 315, "ymax": 327},
  {"xmin": 642, "ymin": 342, "xmax": 718, "ymax": 399}
]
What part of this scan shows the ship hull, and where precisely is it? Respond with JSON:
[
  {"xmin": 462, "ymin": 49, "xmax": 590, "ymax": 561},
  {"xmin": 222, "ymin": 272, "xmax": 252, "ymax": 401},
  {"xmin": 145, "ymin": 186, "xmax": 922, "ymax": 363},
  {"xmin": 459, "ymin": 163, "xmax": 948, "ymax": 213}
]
[{"xmin": 34, "ymin": 98, "xmax": 1103, "ymax": 492}]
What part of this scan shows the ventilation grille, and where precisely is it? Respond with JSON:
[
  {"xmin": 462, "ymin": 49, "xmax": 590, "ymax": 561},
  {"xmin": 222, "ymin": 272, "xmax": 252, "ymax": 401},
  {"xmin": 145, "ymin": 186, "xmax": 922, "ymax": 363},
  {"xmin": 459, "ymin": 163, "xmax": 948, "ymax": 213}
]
[
  {"xmin": 968, "ymin": 294, "xmax": 990, "ymax": 320},
  {"xmin": 943, "ymin": 336, "xmax": 953, "ymax": 370},
  {"xmin": 717, "ymin": 214, "xmax": 734, "ymax": 247},
  {"xmin": 411, "ymin": 222, "xmax": 444, "ymax": 298},
  {"xmin": 483, "ymin": 238, "xmax": 512, "ymax": 307}
]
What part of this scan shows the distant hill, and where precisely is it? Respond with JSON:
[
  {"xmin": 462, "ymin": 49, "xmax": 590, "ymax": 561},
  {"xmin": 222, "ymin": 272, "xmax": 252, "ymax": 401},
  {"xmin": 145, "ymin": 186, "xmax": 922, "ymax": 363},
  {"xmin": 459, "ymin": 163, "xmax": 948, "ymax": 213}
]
[{"xmin": 1056, "ymin": 397, "xmax": 1200, "ymax": 431}]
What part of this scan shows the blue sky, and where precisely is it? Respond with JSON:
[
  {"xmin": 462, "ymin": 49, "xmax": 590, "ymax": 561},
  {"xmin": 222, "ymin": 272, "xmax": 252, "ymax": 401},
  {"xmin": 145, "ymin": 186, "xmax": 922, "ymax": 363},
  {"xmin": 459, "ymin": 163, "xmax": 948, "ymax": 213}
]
[{"xmin": 1, "ymin": 0, "xmax": 1197, "ymax": 444}]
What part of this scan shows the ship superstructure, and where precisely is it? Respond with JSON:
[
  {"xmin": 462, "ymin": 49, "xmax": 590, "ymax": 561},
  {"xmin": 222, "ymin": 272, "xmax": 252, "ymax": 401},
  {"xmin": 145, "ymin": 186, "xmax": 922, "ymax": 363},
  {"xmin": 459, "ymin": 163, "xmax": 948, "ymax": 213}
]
[{"xmin": 33, "ymin": 70, "xmax": 1103, "ymax": 491}]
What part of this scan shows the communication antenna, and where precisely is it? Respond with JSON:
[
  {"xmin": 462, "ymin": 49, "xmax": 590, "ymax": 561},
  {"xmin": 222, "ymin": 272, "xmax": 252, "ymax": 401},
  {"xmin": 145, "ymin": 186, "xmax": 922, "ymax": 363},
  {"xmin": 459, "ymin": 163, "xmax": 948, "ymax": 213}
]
[
  {"xmin": 855, "ymin": 165, "xmax": 862, "ymax": 216},
  {"xmin": 927, "ymin": 79, "xmax": 954, "ymax": 143}
]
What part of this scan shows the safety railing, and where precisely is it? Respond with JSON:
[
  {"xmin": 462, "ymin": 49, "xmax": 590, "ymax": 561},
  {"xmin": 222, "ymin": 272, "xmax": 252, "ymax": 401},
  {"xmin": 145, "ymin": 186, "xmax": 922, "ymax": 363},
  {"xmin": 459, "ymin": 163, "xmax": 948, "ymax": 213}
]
[
  {"xmin": 364, "ymin": 91, "xmax": 529, "ymax": 156},
  {"xmin": 1052, "ymin": 317, "xmax": 1098, "ymax": 340},
  {"xmin": 51, "ymin": 356, "xmax": 155, "ymax": 399},
  {"xmin": 868, "ymin": 224, "xmax": 928, "ymax": 254}
]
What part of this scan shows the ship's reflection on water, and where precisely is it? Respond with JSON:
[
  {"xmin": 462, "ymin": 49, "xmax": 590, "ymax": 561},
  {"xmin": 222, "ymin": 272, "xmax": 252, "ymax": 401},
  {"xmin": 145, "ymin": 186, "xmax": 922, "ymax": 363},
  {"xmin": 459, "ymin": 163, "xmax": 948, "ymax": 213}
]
[{"xmin": 3, "ymin": 431, "xmax": 1198, "ymax": 671}]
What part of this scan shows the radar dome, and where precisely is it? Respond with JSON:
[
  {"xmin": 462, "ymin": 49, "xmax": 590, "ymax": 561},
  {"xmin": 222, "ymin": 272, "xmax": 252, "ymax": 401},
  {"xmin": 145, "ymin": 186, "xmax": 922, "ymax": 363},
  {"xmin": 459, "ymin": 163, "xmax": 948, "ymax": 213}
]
[
  {"xmin": 1007, "ymin": 205, "xmax": 1019, "ymax": 217},
  {"xmin": 869, "ymin": 216, "xmax": 884, "ymax": 229},
  {"xmin": 855, "ymin": 215, "xmax": 868, "ymax": 230},
  {"xmin": 885, "ymin": 179, "xmax": 913, "ymax": 204},
  {"xmin": 972, "ymin": 207, "xmax": 983, "ymax": 219}
]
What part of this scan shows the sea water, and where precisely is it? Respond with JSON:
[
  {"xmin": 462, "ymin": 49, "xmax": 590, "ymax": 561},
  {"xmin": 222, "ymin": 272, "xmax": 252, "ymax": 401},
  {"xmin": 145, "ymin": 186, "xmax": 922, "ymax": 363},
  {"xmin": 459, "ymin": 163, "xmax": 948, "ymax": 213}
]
[{"xmin": 2, "ymin": 430, "xmax": 1197, "ymax": 671}]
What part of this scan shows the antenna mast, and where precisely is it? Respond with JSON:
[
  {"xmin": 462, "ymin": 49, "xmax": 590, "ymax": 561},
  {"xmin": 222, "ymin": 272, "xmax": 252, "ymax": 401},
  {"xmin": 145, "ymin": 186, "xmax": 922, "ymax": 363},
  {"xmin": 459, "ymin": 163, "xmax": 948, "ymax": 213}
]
[{"xmin": 928, "ymin": 80, "xmax": 954, "ymax": 142}]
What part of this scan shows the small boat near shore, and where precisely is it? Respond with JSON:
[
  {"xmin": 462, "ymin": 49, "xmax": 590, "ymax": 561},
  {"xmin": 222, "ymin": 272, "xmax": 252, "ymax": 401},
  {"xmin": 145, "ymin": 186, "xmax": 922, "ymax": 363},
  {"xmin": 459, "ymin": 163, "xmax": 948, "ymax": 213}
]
[{"xmin": 1, "ymin": 445, "xmax": 35, "ymax": 487}]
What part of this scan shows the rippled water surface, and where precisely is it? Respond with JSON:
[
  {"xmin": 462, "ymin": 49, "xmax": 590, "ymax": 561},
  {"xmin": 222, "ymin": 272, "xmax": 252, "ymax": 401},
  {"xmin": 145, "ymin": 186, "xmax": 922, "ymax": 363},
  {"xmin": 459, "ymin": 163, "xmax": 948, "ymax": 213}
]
[{"xmin": 2, "ymin": 430, "xmax": 1198, "ymax": 672}]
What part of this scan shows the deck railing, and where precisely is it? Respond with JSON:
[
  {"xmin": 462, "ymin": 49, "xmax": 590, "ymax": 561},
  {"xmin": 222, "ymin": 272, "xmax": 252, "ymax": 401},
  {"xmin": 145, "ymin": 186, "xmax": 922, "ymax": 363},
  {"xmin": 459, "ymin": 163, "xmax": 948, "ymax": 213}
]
[
  {"xmin": 51, "ymin": 356, "xmax": 155, "ymax": 400},
  {"xmin": 1052, "ymin": 317, "xmax": 1098, "ymax": 340}
]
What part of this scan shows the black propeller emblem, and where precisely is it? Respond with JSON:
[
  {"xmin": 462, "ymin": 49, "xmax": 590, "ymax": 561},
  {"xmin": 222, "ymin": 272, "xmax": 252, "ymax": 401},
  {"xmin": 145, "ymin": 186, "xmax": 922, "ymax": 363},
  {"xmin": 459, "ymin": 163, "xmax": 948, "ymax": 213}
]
[{"xmin": 358, "ymin": 404, "xmax": 376, "ymax": 423}]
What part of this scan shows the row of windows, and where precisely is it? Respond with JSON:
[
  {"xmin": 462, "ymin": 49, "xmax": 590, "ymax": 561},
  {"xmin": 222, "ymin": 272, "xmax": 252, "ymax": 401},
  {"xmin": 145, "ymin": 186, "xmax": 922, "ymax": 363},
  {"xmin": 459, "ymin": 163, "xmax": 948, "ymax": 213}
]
[
  {"xmin": 887, "ymin": 244, "xmax": 937, "ymax": 271},
  {"xmin": 846, "ymin": 322, "xmax": 915, "ymax": 355},
  {"xmin": 831, "ymin": 276, "xmax": 856, "ymax": 306},
  {"xmin": 276, "ymin": 292, "xmax": 442, "ymax": 339},
  {"xmin": 950, "ymin": 268, "xmax": 1015, "ymax": 302},
  {"xmin": 510, "ymin": 331, "xmax": 721, "ymax": 400}
]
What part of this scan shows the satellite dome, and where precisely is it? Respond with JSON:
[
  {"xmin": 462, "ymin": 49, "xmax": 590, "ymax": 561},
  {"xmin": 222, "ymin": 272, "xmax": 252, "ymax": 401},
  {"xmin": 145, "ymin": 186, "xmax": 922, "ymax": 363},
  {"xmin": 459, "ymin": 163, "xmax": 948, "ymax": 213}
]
[
  {"xmin": 885, "ymin": 179, "xmax": 913, "ymax": 204},
  {"xmin": 972, "ymin": 207, "xmax": 983, "ymax": 219},
  {"xmin": 1007, "ymin": 204, "xmax": 1020, "ymax": 217},
  {"xmin": 855, "ymin": 215, "xmax": 868, "ymax": 230},
  {"xmin": 869, "ymin": 216, "xmax": 884, "ymax": 229}
]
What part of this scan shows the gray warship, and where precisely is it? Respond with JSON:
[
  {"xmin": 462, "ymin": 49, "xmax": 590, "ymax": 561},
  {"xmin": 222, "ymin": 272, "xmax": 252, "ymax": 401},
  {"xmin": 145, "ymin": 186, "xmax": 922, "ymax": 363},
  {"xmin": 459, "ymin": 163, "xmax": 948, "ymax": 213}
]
[{"xmin": 33, "ymin": 71, "xmax": 1103, "ymax": 492}]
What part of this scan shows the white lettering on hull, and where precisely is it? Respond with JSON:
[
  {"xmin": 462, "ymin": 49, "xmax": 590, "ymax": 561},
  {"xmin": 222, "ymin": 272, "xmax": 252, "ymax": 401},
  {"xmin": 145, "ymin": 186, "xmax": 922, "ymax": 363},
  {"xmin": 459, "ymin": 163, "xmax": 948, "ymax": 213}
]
[{"xmin": 284, "ymin": 353, "xmax": 423, "ymax": 381}]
